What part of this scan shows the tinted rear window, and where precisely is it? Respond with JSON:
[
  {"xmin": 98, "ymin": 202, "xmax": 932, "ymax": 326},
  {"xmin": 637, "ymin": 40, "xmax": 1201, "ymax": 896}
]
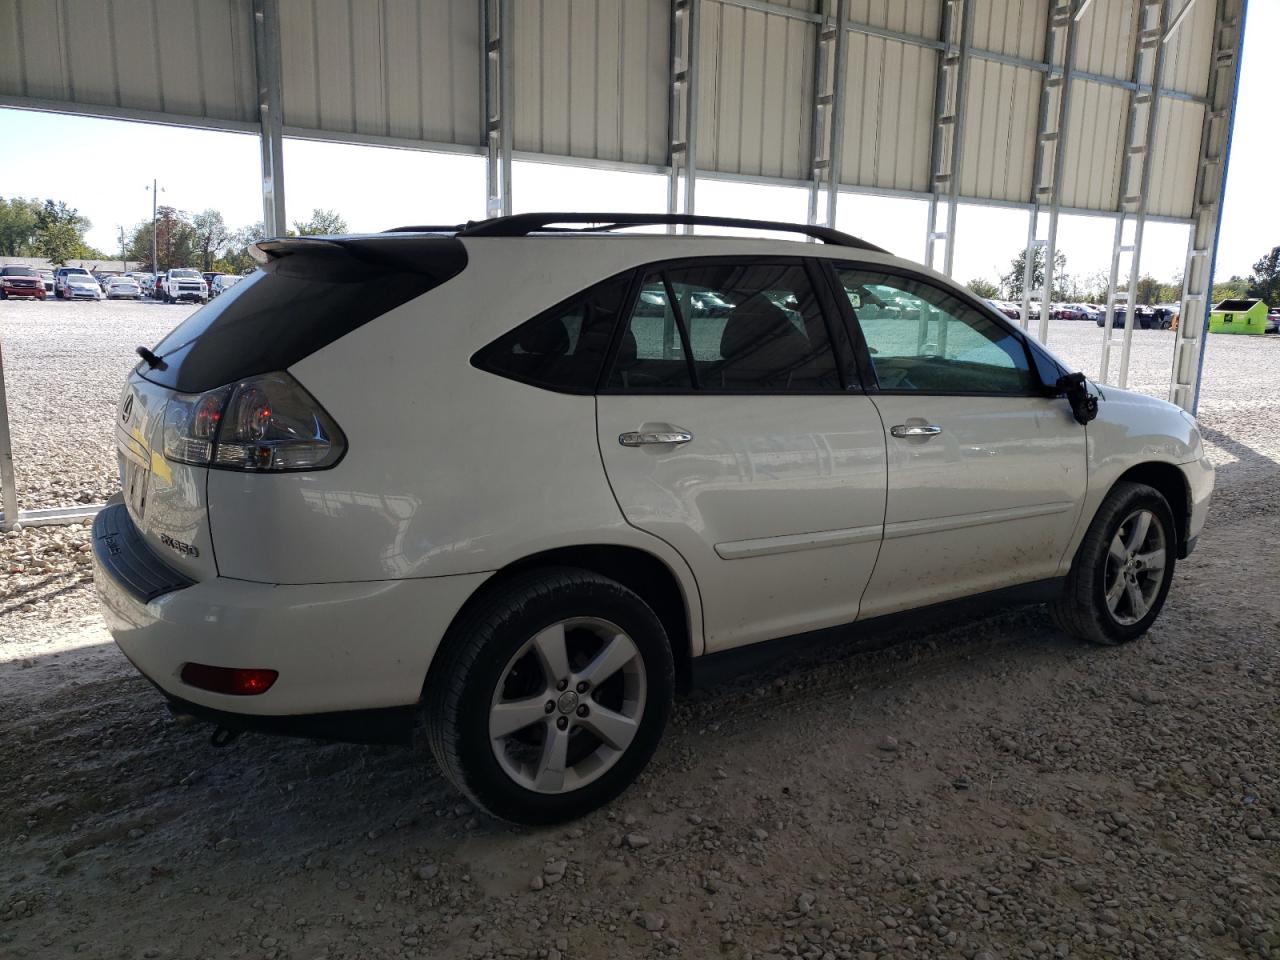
[
  {"xmin": 2, "ymin": 267, "xmax": 38, "ymax": 277},
  {"xmin": 143, "ymin": 237, "xmax": 467, "ymax": 392},
  {"xmin": 471, "ymin": 273, "xmax": 632, "ymax": 393}
]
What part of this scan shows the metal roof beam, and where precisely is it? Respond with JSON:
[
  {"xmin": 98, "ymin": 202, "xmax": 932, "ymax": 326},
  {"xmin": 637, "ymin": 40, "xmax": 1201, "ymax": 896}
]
[
  {"xmin": 1170, "ymin": 0, "xmax": 1246, "ymax": 413},
  {"xmin": 1023, "ymin": 0, "xmax": 1081, "ymax": 341},
  {"xmin": 808, "ymin": 0, "xmax": 848, "ymax": 229},
  {"xmin": 482, "ymin": 0, "xmax": 514, "ymax": 218},
  {"xmin": 924, "ymin": 0, "xmax": 973, "ymax": 277},
  {"xmin": 251, "ymin": 0, "xmax": 286, "ymax": 236},
  {"xmin": 667, "ymin": 0, "xmax": 701, "ymax": 230}
]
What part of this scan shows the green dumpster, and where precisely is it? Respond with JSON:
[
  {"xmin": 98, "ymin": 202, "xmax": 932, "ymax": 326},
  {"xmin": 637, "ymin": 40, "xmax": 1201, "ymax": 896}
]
[{"xmin": 1209, "ymin": 297, "xmax": 1268, "ymax": 335}]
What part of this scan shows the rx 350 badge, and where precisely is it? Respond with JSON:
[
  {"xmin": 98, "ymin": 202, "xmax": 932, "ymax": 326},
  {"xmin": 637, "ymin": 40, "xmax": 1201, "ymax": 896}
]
[{"xmin": 159, "ymin": 533, "xmax": 199, "ymax": 558}]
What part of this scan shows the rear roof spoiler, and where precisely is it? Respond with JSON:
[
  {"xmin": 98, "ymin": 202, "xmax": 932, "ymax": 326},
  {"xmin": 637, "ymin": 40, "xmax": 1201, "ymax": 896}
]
[{"xmin": 247, "ymin": 235, "xmax": 467, "ymax": 274}]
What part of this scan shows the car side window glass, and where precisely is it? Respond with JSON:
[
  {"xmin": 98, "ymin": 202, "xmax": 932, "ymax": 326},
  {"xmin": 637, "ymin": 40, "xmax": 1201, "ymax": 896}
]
[
  {"xmin": 608, "ymin": 261, "xmax": 842, "ymax": 392},
  {"xmin": 836, "ymin": 267, "xmax": 1036, "ymax": 394},
  {"xmin": 472, "ymin": 273, "xmax": 631, "ymax": 392}
]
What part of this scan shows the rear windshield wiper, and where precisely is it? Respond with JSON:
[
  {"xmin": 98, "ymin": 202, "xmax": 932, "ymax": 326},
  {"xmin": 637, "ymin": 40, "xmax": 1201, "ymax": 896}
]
[{"xmin": 136, "ymin": 346, "xmax": 166, "ymax": 370}]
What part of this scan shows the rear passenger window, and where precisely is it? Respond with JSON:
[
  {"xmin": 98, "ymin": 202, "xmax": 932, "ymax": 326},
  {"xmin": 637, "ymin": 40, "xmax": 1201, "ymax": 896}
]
[
  {"xmin": 473, "ymin": 273, "xmax": 631, "ymax": 392},
  {"xmin": 607, "ymin": 262, "xmax": 843, "ymax": 392}
]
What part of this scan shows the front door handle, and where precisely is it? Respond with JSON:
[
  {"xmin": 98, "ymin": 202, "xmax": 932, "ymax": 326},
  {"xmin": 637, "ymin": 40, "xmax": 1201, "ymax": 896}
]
[
  {"xmin": 890, "ymin": 423, "xmax": 942, "ymax": 438},
  {"xmin": 619, "ymin": 429, "xmax": 693, "ymax": 447}
]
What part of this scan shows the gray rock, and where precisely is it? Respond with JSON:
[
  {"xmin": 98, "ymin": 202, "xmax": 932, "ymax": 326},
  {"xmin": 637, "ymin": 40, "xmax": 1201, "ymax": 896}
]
[{"xmin": 640, "ymin": 912, "xmax": 666, "ymax": 932}]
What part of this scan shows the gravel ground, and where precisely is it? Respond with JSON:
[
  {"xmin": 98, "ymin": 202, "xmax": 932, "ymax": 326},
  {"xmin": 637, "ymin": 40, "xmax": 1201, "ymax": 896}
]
[{"xmin": 0, "ymin": 300, "xmax": 1278, "ymax": 959}]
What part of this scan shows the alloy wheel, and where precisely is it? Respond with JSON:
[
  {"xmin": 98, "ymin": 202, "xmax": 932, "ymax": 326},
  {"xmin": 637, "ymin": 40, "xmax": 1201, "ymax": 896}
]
[
  {"xmin": 1103, "ymin": 509, "xmax": 1167, "ymax": 625},
  {"xmin": 488, "ymin": 617, "xmax": 646, "ymax": 794}
]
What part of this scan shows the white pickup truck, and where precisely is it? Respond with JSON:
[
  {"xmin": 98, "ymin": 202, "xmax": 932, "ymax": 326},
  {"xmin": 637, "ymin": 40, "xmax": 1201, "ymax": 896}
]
[{"xmin": 157, "ymin": 268, "xmax": 208, "ymax": 304}]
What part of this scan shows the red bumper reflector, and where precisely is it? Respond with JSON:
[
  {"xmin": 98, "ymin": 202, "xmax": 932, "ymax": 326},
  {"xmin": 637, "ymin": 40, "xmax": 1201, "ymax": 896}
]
[{"xmin": 180, "ymin": 663, "xmax": 278, "ymax": 696}]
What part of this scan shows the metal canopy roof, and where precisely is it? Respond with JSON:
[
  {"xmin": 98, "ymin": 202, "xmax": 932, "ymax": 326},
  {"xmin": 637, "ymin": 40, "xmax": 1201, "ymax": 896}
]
[{"xmin": 0, "ymin": 0, "xmax": 1219, "ymax": 217}]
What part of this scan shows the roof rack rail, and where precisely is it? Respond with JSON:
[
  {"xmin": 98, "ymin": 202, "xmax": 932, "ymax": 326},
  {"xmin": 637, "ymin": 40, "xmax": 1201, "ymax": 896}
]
[
  {"xmin": 383, "ymin": 224, "xmax": 465, "ymax": 234},
  {"xmin": 386, "ymin": 213, "xmax": 887, "ymax": 252}
]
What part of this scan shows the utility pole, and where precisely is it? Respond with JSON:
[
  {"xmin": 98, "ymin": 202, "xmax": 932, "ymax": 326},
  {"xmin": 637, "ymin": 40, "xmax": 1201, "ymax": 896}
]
[{"xmin": 145, "ymin": 180, "xmax": 162, "ymax": 274}]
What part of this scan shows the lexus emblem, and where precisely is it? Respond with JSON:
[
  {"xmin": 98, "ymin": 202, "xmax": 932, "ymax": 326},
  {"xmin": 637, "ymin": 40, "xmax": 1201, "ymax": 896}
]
[{"xmin": 121, "ymin": 395, "xmax": 133, "ymax": 422}]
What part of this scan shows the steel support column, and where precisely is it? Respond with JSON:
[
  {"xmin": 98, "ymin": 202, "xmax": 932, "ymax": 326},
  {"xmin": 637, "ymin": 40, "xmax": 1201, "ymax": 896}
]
[
  {"xmin": 668, "ymin": 0, "xmax": 701, "ymax": 229},
  {"xmin": 807, "ymin": 0, "xmax": 848, "ymax": 229},
  {"xmin": 1170, "ymin": 0, "xmax": 1246, "ymax": 413},
  {"xmin": 483, "ymin": 0, "xmax": 514, "ymax": 218},
  {"xmin": 1021, "ymin": 0, "xmax": 1080, "ymax": 340},
  {"xmin": 924, "ymin": 0, "xmax": 972, "ymax": 276},
  {"xmin": 0, "ymin": 333, "xmax": 18, "ymax": 531},
  {"xmin": 251, "ymin": 0, "xmax": 286, "ymax": 236},
  {"xmin": 1099, "ymin": 0, "xmax": 1169, "ymax": 386}
]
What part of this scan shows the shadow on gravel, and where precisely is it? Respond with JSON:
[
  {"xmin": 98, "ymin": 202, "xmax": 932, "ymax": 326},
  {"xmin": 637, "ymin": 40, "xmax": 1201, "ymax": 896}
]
[
  {"xmin": 1198, "ymin": 424, "xmax": 1280, "ymax": 482},
  {"xmin": 1, "ymin": 596, "xmax": 1074, "ymax": 875}
]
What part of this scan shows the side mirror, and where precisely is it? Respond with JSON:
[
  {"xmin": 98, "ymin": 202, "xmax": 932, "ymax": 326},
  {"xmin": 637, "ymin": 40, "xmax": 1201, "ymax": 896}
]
[{"xmin": 1056, "ymin": 372, "xmax": 1098, "ymax": 425}]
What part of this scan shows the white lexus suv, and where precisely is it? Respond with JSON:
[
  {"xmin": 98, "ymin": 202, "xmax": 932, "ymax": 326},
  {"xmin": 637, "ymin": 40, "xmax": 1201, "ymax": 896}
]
[{"xmin": 93, "ymin": 213, "xmax": 1213, "ymax": 823}]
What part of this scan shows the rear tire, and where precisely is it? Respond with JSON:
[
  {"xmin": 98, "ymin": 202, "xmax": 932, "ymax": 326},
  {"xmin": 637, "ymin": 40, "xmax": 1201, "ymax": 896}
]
[
  {"xmin": 1051, "ymin": 481, "xmax": 1177, "ymax": 645},
  {"xmin": 425, "ymin": 567, "xmax": 674, "ymax": 824}
]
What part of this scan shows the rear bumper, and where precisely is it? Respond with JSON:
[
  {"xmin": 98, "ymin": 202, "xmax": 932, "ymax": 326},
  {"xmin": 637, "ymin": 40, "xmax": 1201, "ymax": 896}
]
[{"xmin": 91, "ymin": 501, "xmax": 491, "ymax": 729}]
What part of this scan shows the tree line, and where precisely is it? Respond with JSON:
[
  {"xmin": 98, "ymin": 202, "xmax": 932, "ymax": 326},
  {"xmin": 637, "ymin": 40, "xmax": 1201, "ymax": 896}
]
[
  {"xmin": 966, "ymin": 244, "xmax": 1280, "ymax": 308},
  {"xmin": 0, "ymin": 197, "xmax": 106, "ymax": 263},
  {"xmin": 0, "ymin": 196, "xmax": 347, "ymax": 273},
  {"xmin": 121, "ymin": 207, "xmax": 348, "ymax": 274}
]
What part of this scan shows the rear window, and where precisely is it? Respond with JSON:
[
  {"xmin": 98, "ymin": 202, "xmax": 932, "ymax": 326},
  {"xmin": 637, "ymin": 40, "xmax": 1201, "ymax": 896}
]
[
  {"xmin": 143, "ymin": 237, "xmax": 467, "ymax": 393},
  {"xmin": 471, "ymin": 273, "xmax": 632, "ymax": 393}
]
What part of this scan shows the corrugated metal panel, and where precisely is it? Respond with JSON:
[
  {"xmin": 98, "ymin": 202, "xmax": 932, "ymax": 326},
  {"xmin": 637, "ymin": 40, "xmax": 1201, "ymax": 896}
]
[
  {"xmin": 839, "ymin": 33, "xmax": 936, "ymax": 192},
  {"xmin": 1073, "ymin": 0, "xmax": 1137, "ymax": 83},
  {"xmin": 846, "ymin": 0, "xmax": 942, "ymax": 38},
  {"xmin": 957, "ymin": 60, "xmax": 1039, "ymax": 203},
  {"xmin": 1058, "ymin": 78, "xmax": 1127, "ymax": 211},
  {"xmin": 1161, "ymin": 0, "xmax": 1214, "ymax": 97},
  {"xmin": 696, "ymin": 0, "xmax": 814, "ymax": 181},
  {"xmin": 511, "ymin": 0, "xmax": 668, "ymax": 166},
  {"xmin": 969, "ymin": 0, "xmax": 1047, "ymax": 60},
  {"xmin": 278, "ymin": 0, "xmax": 480, "ymax": 145},
  {"xmin": 1, "ymin": 0, "xmax": 255, "ymax": 121},
  {"xmin": 1146, "ymin": 96, "xmax": 1204, "ymax": 217}
]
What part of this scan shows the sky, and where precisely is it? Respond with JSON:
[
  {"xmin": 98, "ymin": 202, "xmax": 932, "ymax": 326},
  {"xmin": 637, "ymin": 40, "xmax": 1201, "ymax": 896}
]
[{"xmin": 1, "ymin": 1, "xmax": 1273, "ymax": 291}]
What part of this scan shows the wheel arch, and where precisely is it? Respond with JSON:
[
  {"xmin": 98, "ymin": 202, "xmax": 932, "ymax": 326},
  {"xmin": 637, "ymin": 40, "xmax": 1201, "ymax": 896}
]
[
  {"xmin": 429, "ymin": 544, "xmax": 699, "ymax": 695},
  {"xmin": 1113, "ymin": 461, "xmax": 1191, "ymax": 551}
]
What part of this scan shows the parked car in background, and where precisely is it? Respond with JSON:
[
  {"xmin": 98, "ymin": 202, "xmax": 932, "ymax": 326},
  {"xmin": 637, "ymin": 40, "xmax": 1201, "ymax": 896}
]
[
  {"xmin": 986, "ymin": 299, "xmax": 1020, "ymax": 321},
  {"xmin": 93, "ymin": 212, "xmax": 1214, "ymax": 824},
  {"xmin": 158, "ymin": 268, "xmax": 208, "ymax": 303},
  {"xmin": 210, "ymin": 273, "xmax": 243, "ymax": 298},
  {"xmin": 38, "ymin": 269, "xmax": 55, "ymax": 295},
  {"xmin": 1053, "ymin": 303, "xmax": 1087, "ymax": 321},
  {"xmin": 55, "ymin": 266, "xmax": 102, "ymax": 300},
  {"xmin": 105, "ymin": 276, "xmax": 142, "ymax": 300},
  {"xmin": 0, "ymin": 265, "xmax": 48, "ymax": 299},
  {"xmin": 202, "ymin": 272, "xmax": 223, "ymax": 291},
  {"xmin": 137, "ymin": 274, "xmax": 158, "ymax": 298},
  {"xmin": 1265, "ymin": 311, "xmax": 1279, "ymax": 334}
]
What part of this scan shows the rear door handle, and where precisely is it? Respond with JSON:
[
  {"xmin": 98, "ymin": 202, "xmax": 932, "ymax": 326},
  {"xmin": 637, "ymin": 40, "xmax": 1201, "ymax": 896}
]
[
  {"xmin": 890, "ymin": 423, "xmax": 942, "ymax": 438},
  {"xmin": 619, "ymin": 430, "xmax": 693, "ymax": 447}
]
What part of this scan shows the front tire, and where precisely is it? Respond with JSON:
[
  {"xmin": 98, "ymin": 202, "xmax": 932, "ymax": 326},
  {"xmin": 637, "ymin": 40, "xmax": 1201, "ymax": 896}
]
[
  {"xmin": 425, "ymin": 568, "xmax": 674, "ymax": 824},
  {"xmin": 1052, "ymin": 481, "xmax": 1177, "ymax": 645}
]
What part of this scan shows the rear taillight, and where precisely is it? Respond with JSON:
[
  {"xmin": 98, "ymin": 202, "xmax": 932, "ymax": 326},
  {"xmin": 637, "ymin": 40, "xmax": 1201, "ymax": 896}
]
[
  {"xmin": 162, "ymin": 372, "xmax": 346, "ymax": 472},
  {"xmin": 180, "ymin": 663, "xmax": 278, "ymax": 695}
]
